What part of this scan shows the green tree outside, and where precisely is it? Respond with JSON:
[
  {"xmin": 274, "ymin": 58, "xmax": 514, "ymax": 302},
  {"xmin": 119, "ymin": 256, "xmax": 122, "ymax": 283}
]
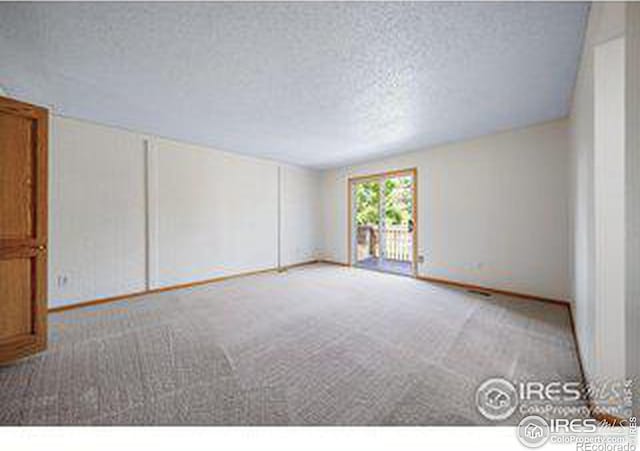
[{"xmin": 355, "ymin": 176, "xmax": 412, "ymax": 227}]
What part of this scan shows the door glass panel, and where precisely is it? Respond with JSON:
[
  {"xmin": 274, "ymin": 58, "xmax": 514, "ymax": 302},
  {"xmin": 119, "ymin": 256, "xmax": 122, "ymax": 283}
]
[
  {"xmin": 354, "ymin": 180, "xmax": 381, "ymax": 265},
  {"xmin": 383, "ymin": 175, "xmax": 413, "ymax": 264}
]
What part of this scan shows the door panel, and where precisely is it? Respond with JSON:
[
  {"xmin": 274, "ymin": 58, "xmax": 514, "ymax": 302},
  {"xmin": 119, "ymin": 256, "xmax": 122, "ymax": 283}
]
[
  {"xmin": 0, "ymin": 112, "xmax": 34, "ymax": 240},
  {"xmin": 0, "ymin": 257, "xmax": 33, "ymax": 340},
  {"xmin": 0, "ymin": 96, "xmax": 48, "ymax": 364}
]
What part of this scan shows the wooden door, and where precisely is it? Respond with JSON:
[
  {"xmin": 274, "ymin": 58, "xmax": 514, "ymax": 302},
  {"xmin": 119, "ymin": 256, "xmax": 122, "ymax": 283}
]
[{"xmin": 0, "ymin": 96, "xmax": 48, "ymax": 364}]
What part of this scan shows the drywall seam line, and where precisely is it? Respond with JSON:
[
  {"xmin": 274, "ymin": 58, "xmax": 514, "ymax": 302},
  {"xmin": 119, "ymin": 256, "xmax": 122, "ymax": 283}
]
[{"xmin": 277, "ymin": 166, "xmax": 282, "ymax": 269}]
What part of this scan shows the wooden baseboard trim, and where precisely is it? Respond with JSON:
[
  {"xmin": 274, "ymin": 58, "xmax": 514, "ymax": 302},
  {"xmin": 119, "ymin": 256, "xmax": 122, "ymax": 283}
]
[
  {"xmin": 317, "ymin": 259, "xmax": 350, "ymax": 267},
  {"xmin": 318, "ymin": 262, "xmax": 568, "ymax": 305},
  {"xmin": 49, "ymin": 260, "xmax": 319, "ymax": 313},
  {"xmin": 416, "ymin": 275, "xmax": 568, "ymax": 306},
  {"xmin": 278, "ymin": 259, "xmax": 319, "ymax": 271}
]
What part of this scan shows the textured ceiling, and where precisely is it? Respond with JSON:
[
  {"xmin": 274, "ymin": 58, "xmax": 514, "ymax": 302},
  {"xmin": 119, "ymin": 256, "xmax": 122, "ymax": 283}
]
[{"xmin": 0, "ymin": 2, "xmax": 588, "ymax": 168}]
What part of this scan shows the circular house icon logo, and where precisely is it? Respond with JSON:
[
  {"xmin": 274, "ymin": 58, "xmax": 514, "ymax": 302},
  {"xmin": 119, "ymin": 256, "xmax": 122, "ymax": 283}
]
[
  {"xmin": 475, "ymin": 377, "xmax": 518, "ymax": 421},
  {"xmin": 517, "ymin": 415, "xmax": 550, "ymax": 448}
]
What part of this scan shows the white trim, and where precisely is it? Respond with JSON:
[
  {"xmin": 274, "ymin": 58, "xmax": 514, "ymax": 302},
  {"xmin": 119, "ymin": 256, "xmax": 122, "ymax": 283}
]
[{"xmin": 145, "ymin": 138, "xmax": 160, "ymax": 289}]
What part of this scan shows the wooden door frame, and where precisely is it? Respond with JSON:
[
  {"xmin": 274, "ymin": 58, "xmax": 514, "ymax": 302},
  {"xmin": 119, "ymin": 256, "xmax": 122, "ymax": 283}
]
[
  {"xmin": 0, "ymin": 95, "xmax": 48, "ymax": 363},
  {"xmin": 347, "ymin": 167, "xmax": 418, "ymax": 276}
]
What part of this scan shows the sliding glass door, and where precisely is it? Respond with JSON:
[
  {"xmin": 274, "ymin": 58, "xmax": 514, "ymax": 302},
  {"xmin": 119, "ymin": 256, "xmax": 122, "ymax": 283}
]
[{"xmin": 350, "ymin": 170, "xmax": 416, "ymax": 276}]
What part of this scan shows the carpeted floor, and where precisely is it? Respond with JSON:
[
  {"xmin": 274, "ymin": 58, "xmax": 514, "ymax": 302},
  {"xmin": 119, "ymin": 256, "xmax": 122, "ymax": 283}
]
[
  {"xmin": 0, "ymin": 263, "xmax": 585, "ymax": 425},
  {"xmin": 355, "ymin": 257, "xmax": 413, "ymax": 276}
]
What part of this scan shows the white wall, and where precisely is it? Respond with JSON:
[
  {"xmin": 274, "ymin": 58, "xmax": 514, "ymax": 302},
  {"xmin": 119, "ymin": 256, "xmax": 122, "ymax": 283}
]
[
  {"xmin": 280, "ymin": 165, "xmax": 322, "ymax": 267},
  {"xmin": 152, "ymin": 138, "xmax": 279, "ymax": 288},
  {"xmin": 321, "ymin": 119, "xmax": 571, "ymax": 301},
  {"xmin": 568, "ymin": 2, "xmax": 627, "ymax": 393},
  {"xmin": 626, "ymin": 3, "xmax": 640, "ymax": 418},
  {"xmin": 49, "ymin": 117, "xmax": 148, "ymax": 308},
  {"xmin": 49, "ymin": 116, "xmax": 322, "ymax": 307},
  {"xmin": 594, "ymin": 37, "xmax": 626, "ymax": 383}
]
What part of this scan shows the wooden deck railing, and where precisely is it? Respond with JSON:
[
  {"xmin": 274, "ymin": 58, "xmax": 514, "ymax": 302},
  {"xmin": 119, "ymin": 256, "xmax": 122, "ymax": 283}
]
[
  {"xmin": 357, "ymin": 225, "xmax": 412, "ymax": 262},
  {"xmin": 383, "ymin": 226, "xmax": 412, "ymax": 261}
]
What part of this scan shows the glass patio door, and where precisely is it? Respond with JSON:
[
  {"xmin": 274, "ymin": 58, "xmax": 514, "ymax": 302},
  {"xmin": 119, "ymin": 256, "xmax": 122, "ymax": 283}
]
[{"xmin": 351, "ymin": 171, "xmax": 415, "ymax": 276}]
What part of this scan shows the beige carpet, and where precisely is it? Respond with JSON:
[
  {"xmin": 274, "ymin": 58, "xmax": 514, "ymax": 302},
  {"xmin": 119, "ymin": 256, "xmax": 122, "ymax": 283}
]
[{"xmin": 0, "ymin": 263, "xmax": 584, "ymax": 425}]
